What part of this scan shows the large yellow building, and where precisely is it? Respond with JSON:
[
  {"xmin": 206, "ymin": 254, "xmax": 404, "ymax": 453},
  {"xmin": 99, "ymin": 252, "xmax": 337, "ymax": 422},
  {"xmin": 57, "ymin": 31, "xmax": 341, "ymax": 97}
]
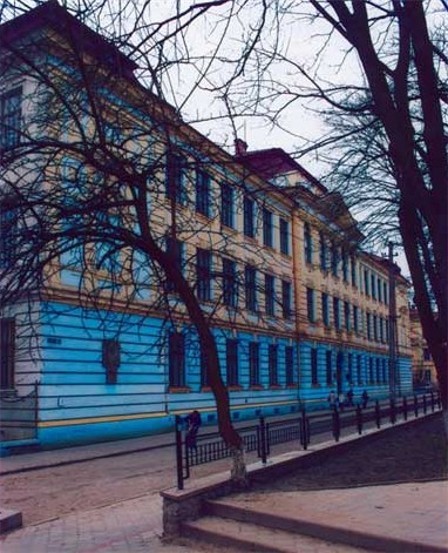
[{"xmin": 0, "ymin": 2, "xmax": 413, "ymax": 450}]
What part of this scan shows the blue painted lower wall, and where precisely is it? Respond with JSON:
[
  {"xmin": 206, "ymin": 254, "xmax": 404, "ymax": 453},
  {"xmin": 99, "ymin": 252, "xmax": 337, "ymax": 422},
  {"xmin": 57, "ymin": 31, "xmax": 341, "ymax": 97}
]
[
  {"xmin": 20, "ymin": 301, "xmax": 413, "ymax": 449},
  {"xmin": 298, "ymin": 341, "xmax": 413, "ymax": 409}
]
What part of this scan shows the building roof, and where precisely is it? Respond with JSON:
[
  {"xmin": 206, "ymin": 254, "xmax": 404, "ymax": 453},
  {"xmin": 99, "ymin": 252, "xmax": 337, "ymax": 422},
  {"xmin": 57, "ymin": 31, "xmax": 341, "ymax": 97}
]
[
  {"xmin": 235, "ymin": 147, "xmax": 328, "ymax": 194},
  {"xmin": 0, "ymin": 0, "xmax": 138, "ymax": 79}
]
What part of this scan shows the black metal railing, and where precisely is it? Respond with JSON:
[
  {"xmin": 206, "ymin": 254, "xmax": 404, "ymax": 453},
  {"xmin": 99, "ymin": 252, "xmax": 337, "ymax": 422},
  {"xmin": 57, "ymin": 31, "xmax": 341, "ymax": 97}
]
[{"xmin": 174, "ymin": 391, "xmax": 441, "ymax": 489}]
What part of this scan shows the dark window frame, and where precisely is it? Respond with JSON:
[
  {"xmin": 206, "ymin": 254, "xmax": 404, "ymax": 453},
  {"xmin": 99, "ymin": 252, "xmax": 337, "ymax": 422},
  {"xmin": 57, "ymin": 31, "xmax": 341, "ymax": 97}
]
[
  {"xmin": 168, "ymin": 331, "xmax": 186, "ymax": 388},
  {"xmin": 279, "ymin": 218, "xmax": 289, "ymax": 255},
  {"xmin": 195, "ymin": 168, "xmax": 211, "ymax": 217},
  {"xmin": 249, "ymin": 341, "xmax": 260, "ymax": 386},
  {"xmin": 220, "ymin": 183, "xmax": 234, "ymax": 228}
]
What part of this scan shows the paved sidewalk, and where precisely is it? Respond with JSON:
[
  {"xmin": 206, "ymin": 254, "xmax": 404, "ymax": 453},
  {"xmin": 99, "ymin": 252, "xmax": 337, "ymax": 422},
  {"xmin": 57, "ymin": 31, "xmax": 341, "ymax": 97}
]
[
  {"xmin": 2, "ymin": 479, "xmax": 446, "ymax": 552},
  {"xmin": 224, "ymin": 480, "xmax": 448, "ymax": 552}
]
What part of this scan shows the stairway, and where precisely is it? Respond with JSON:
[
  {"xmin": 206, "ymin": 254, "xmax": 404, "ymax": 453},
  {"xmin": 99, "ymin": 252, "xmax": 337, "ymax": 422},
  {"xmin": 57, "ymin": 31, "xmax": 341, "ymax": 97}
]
[
  {"xmin": 181, "ymin": 495, "xmax": 446, "ymax": 553},
  {"xmin": 182, "ymin": 497, "xmax": 372, "ymax": 553}
]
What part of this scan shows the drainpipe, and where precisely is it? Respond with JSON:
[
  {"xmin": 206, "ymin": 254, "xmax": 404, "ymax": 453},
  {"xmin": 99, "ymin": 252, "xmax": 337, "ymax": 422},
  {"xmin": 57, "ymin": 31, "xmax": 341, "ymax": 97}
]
[
  {"xmin": 291, "ymin": 205, "xmax": 302, "ymax": 409},
  {"xmin": 388, "ymin": 242, "xmax": 398, "ymax": 398}
]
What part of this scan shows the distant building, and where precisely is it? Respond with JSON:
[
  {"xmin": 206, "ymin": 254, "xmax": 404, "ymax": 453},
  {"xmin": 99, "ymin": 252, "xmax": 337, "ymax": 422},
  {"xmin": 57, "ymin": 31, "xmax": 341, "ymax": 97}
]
[
  {"xmin": 410, "ymin": 309, "xmax": 437, "ymax": 389},
  {"xmin": 0, "ymin": 2, "xmax": 413, "ymax": 451}
]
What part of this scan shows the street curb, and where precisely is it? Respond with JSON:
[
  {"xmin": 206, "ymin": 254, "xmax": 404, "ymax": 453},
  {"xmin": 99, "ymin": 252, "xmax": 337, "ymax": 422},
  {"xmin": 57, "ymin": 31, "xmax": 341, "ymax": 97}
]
[{"xmin": 0, "ymin": 439, "xmax": 175, "ymax": 476}]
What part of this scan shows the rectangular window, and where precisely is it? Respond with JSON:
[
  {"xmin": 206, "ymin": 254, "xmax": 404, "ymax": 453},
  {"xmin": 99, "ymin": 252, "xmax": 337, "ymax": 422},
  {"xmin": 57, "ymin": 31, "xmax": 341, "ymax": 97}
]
[
  {"xmin": 285, "ymin": 346, "xmax": 294, "ymax": 386},
  {"xmin": 200, "ymin": 346, "xmax": 209, "ymax": 388},
  {"xmin": 377, "ymin": 278, "xmax": 382, "ymax": 302},
  {"xmin": 166, "ymin": 153, "xmax": 185, "ymax": 204},
  {"xmin": 245, "ymin": 264, "xmax": 257, "ymax": 311},
  {"xmin": 165, "ymin": 237, "xmax": 183, "ymax": 292},
  {"xmin": 353, "ymin": 305, "xmax": 359, "ymax": 333},
  {"xmin": 307, "ymin": 288, "xmax": 315, "ymax": 323},
  {"xmin": 333, "ymin": 297, "xmax": 340, "ymax": 330},
  {"xmin": 304, "ymin": 223, "xmax": 313, "ymax": 263},
  {"xmin": 376, "ymin": 358, "xmax": 381, "ymax": 383},
  {"xmin": 357, "ymin": 355, "xmax": 362, "ymax": 385},
  {"xmin": 342, "ymin": 250, "xmax": 348, "ymax": 282},
  {"xmin": 331, "ymin": 243, "xmax": 339, "ymax": 277},
  {"xmin": 221, "ymin": 183, "xmax": 234, "ymax": 228},
  {"xmin": 249, "ymin": 342, "xmax": 260, "ymax": 386},
  {"xmin": 222, "ymin": 258, "xmax": 237, "ymax": 308},
  {"xmin": 196, "ymin": 248, "xmax": 212, "ymax": 301},
  {"xmin": 1, "ymin": 87, "xmax": 22, "ymax": 149},
  {"xmin": 280, "ymin": 218, "xmax": 289, "ymax": 255},
  {"xmin": 344, "ymin": 302, "xmax": 350, "ymax": 331},
  {"xmin": 364, "ymin": 269, "xmax": 370, "ymax": 296},
  {"xmin": 380, "ymin": 318, "xmax": 384, "ymax": 343},
  {"xmin": 311, "ymin": 348, "xmax": 318, "ymax": 385},
  {"xmin": 226, "ymin": 338, "xmax": 239, "ymax": 386},
  {"xmin": 282, "ymin": 280, "xmax": 292, "ymax": 319},
  {"xmin": 265, "ymin": 274, "xmax": 275, "ymax": 317},
  {"xmin": 373, "ymin": 314, "xmax": 378, "ymax": 341},
  {"xmin": 263, "ymin": 208, "xmax": 273, "ymax": 247},
  {"xmin": 385, "ymin": 318, "xmax": 389, "ymax": 341},
  {"xmin": 326, "ymin": 350, "xmax": 332, "ymax": 385},
  {"xmin": 351, "ymin": 256, "xmax": 357, "ymax": 286},
  {"xmin": 423, "ymin": 348, "xmax": 431, "ymax": 361},
  {"xmin": 319, "ymin": 233, "xmax": 327, "ymax": 271},
  {"xmin": 0, "ymin": 318, "xmax": 15, "ymax": 389},
  {"xmin": 369, "ymin": 357, "xmax": 374, "ymax": 383},
  {"xmin": 268, "ymin": 344, "xmax": 278, "ymax": 386},
  {"xmin": 0, "ymin": 204, "xmax": 17, "ymax": 268},
  {"xmin": 367, "ymin": 312, "xmax": 372, "ymax": 340},
  {"xmin": 243, "ymin": 196, "xmax": 255, "ymax": 238},
  {"xmin": 371, "ymin": 274, "xmax": 376, "ymax": 300},
  {"xmin": 322, "ymin": 292, "xmax": 329, "ymax": 326},
  {"xmin": 348, "ymin": 353, "xmax": 353, "ymax": 384},
  {"xmin": 383, "ymin": 282, "xmax": 388, "ymax": 305},
  {"xmin": 195, "ymin": 169, "xmax": 211, "ymax": 217},
  {"xmin": 168, "ymin": 332, "xmax": 185, "ymax": 388}
]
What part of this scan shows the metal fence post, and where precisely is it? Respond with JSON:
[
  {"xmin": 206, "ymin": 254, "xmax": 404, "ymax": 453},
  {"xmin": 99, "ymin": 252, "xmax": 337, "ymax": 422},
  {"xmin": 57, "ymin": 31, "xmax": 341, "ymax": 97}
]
[
  {"xmin": 356, "ymin": 404, "xmax": 363, "ymax": 435},
  {"xmin": 430, "ymin": 391, "xmax": 435, "ymax": 412},
  {"xmin": 423, "ymin": 394, "xmax": 427, "ymax": 415},
  {"xmin": 332, "ymin": 407, "xmax": 340, "ymax": 442},
  {"xmin": 390, "ymin": 398, "xmax": 396, "ymax": 424},
  {"xmin": 403, "ymin": 396, "xmax": 408, "ymax": 421},
  {"xmin": 175, "ymin": 415, "xmax": 184, "ymax": 490},
  {"xmin": 375, "ymin": 399, "xmax": 381, "ymax": 429},
  {"xmin": 414, "ymin": 394, "xmax": 419, "ymax": 417},
  {"xmin": 259, "ymin": 416, "xmax": 267, "ymax": 464},
  {"xmin": 300, "ymin": 407, "xmax": 309, "ymax": 450}
]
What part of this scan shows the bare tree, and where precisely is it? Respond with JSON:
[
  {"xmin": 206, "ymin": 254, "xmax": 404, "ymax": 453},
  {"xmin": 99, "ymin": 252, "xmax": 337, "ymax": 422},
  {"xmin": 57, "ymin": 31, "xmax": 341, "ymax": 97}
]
[
  {"xmin": 212, "ymin": 0, "xmax": 447, "ymax": 410},
  {"xmin": 0, "ymin": 0, "xmax": 296, "ymax": 480}
]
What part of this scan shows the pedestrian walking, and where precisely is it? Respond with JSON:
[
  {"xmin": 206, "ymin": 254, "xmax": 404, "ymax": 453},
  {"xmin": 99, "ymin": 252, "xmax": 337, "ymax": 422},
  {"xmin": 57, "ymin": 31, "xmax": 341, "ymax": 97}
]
[
  {"xmin": 185, "ymin": 409, "xmax": 202, "ymax": 449},
  {"xmin": 327, "ymin": 390, "xmax": 337, "ymax": 409}
]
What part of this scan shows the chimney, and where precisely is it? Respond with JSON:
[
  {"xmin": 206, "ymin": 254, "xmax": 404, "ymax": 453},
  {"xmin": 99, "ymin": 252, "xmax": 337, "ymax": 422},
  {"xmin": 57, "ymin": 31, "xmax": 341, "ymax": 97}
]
[{"xmin": 234, "ymin": 138, "xmax": 248, "ymax": 156}]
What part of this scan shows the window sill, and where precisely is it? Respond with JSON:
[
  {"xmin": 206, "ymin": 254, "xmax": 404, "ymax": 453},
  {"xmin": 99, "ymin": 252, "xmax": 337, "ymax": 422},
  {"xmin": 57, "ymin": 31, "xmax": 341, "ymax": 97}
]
[
  {"xmin": 285, "ymin": 384, "xmax": 296, "ymax": 389},
  {"xmin": 269, "ymin": 385, "xmax": 282, "ymax": 390},
  {"xmin": 168, "ymin": 386, "xmax": 191, "ymax": 393},
  {"xmin": 227, "ymin": 385, "xmax": 243, "ymax": 392},
  {"xmin": 200, "ymin": 386, "xmax": 211, "ymax": 392},
  {"xmin": 249, "ymin": 385, "xmax": 264, "ymax": 391}
]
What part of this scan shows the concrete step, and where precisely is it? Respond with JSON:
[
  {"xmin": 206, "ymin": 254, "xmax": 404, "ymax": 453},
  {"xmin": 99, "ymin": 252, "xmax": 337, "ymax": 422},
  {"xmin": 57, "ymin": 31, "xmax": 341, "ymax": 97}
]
[
  {"xmin": 182, "ymin": 515, "xmax": 368, "ymax": 553},
  {"xmin": 203, "ymin": 498, "xmax": 447, "ymax": 553}
]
